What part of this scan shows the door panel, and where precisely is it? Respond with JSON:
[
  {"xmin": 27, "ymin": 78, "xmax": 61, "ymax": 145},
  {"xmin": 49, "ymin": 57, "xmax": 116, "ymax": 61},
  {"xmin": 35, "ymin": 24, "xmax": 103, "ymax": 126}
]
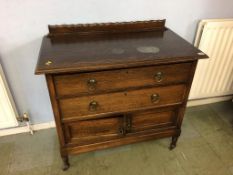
[
  {"xmin": 129, "ymin": 107, "xmax": 177, "ymax": 133},
  {"xmin": 64, "ymin": 115, "xmax": 124, "ymax": 145}
]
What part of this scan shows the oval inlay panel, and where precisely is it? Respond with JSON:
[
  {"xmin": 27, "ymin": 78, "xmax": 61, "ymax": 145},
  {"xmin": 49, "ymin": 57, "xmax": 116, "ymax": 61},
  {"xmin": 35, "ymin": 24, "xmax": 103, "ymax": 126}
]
[
  {"xmin": 112, "ymin": 48, "xmax": 125, "ymax": 54},
  {"xmin": 137, "ymin": 46, "xmax": 160, "ymax": 54}
]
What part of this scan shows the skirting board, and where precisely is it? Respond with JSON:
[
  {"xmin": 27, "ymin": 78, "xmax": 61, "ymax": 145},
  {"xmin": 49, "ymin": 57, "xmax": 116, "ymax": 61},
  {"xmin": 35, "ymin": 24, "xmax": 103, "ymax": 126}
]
[
  {"xmin": 0, "ymin": 121, "xmax": 55, "ymax": 137},
  {"xmin": 0, "ymin": 96, "xmax": 232, "ymax": 137},
  {"xmin": 187, "ymin": 95, "xmax": 233, "ymax": 107}
]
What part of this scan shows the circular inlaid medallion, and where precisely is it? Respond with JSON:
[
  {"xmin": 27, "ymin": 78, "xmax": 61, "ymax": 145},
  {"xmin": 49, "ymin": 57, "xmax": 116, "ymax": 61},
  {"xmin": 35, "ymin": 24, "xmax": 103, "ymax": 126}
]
[
  {"xmin": 112, "ymin": 48, "xmax": 125, "ymax": 54},
  {"xmin": 137, "ymin": 46, "xmax": 160, "ymax": 54}
]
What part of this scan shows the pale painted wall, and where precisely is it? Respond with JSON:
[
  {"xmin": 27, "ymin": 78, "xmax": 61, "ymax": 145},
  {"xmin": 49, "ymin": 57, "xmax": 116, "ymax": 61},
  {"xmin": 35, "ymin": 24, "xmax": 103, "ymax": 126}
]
[{"xmin": 0, "ymin": 0, "xmax": 233, "ymax": 124}]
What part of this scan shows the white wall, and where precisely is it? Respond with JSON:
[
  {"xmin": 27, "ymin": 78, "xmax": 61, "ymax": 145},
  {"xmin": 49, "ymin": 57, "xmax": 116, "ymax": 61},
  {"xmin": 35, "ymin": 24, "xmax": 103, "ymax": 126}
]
[{"xmin": 1, "ymin": 0, "xmax": 233, "ymax": 124}]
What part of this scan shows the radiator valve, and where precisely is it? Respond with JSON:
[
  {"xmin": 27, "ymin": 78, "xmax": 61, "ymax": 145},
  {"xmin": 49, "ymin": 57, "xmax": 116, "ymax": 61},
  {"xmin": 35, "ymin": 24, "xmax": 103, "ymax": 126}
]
[{"xmin": 17, "ymin": 112, "xmax": 34, "ymax": 135}]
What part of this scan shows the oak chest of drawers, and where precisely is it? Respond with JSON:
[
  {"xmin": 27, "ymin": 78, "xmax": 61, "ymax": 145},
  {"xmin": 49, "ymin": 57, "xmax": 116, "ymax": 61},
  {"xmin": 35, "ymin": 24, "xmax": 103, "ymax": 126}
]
[{"xmin": 35, "ymin": 20, "xmax": 208, "ymax": 170}]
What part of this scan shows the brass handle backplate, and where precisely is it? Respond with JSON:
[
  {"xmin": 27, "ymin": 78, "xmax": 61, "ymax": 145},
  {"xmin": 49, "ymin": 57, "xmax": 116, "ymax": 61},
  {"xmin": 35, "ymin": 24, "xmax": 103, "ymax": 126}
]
[
  {"xmin": 151, "ymin": 93, "xmax": 160, "ymax": 103},
  {"xmin": 119, "ymin": 127, "xmax": 126, "ymax": 135},
  {"xmin": 87, "ymin": 79, "xmax": 97, "ymax": 90},
  {"xmin": 119, "ymin": 115, "xmax": 132, "ymax": 135},
  {"xmin": 126, "ymin": 116, "xmax": 132, "ymax": 131},
  {"xmin": 154, "ymin": 72, "xmax": 163, "ymax": 82},
  {"xmin": 89, "ymin": 101, "xmax": 98, "ymax": 111}
]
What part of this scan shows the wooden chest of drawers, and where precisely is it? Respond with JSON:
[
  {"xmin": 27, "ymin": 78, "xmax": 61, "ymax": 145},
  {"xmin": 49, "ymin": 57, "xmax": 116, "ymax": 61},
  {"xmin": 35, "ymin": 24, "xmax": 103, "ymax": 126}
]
[{"xmin": 35, "ymin": 20, "xmax": 208, "ymax": 170}]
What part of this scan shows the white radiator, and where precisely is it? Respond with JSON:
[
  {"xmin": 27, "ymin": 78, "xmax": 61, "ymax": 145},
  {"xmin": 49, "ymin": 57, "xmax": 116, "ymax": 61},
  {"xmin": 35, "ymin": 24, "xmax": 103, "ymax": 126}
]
[
  {"xmin": 0, "ymin": 64, "xmax": 18, "ymax": 129},
  {"xmin": 189, "ymin": 19, "xmax": 233, "ymax": 100}
]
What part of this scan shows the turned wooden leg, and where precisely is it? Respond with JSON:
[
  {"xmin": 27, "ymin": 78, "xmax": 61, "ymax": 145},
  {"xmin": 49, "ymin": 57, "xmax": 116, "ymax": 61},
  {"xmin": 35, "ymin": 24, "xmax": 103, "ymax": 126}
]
[
  {"xmin": 169, "ymin": 136, "xmax": 179, "ymax": 150},
  {"xmin": 61, "ymin": 155, "xmax": 70, "ymax": 171}
]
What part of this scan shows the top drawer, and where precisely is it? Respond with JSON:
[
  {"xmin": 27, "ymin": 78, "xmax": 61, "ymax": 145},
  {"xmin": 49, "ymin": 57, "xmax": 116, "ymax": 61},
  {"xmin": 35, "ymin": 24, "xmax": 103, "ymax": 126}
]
[{"xmin": 54, "ymin": 62, "xmax": 192, "ymax": 97}]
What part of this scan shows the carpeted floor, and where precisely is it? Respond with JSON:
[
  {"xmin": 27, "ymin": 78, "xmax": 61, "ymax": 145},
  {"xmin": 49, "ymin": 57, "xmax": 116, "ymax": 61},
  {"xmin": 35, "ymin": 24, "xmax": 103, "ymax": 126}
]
[{"xmin": 0, "ymin": 101, "xmax": 233, "ymax": 175}]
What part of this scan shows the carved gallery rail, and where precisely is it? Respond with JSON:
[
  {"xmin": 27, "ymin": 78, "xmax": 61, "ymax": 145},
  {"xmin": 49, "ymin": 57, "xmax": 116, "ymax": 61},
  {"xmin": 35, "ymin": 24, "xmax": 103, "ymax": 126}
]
[{"xmin": 35, "ymin": 19, "xmax": 208, "ymax": 170}]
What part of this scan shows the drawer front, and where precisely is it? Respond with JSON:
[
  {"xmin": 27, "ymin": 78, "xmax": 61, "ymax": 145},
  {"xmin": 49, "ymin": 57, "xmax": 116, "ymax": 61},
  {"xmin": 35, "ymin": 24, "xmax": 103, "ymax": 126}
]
[
  {"xmin": 54, "ymin": 62, "xmax": 192, "ymax": 97},
  {"xmin": 129, "ymin": 107, "xmax": 178, "ymax": 133},
  {"xmin": 59, "ymin": 84, "xmax": 186, "ymax": 119},
  {"xmin": 64, "ymin": 115, "xmax": 124, "ymax": 145}
]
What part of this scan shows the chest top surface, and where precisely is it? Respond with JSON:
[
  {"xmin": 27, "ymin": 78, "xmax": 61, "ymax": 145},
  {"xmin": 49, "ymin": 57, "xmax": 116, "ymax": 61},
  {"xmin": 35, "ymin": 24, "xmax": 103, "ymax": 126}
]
[{"xmin": 35, "ymin": 20, "xmax": 208, "ymax": 74}]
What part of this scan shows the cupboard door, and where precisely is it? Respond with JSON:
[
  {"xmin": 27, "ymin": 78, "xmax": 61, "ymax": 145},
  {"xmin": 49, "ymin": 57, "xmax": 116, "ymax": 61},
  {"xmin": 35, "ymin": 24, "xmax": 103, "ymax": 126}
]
[
  {"xmin": 129, "ymin": 107, "xmax": 178, "ymax": 133},
  {"xmin": 64, "ymin": 115, "xmax": 125, "ymax": 145}
]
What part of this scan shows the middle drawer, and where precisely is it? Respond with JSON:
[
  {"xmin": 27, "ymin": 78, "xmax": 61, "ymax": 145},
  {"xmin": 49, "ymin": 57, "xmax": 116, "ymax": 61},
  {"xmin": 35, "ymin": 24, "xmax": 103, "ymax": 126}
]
[{"xmin": 59, "ymin": 84, "xmax": 186, "ymax": 120}]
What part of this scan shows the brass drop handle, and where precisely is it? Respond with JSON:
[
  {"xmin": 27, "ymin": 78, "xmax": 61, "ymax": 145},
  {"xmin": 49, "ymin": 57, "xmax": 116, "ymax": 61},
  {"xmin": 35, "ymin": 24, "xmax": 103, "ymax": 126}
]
[
  {"xmin": 154, "ymin": 72, "xmax": 163, "ymax": 82},
  {"xmin": 151, "ymin": 93, "xmax": 160, "ymax": 103},
  {"xmin": 87, "ymin": 79, "xmax": 97, "ymax": 90},
  {"xmin": 89, "ymin": 101, "xmax": 98, "ymax": 111}
]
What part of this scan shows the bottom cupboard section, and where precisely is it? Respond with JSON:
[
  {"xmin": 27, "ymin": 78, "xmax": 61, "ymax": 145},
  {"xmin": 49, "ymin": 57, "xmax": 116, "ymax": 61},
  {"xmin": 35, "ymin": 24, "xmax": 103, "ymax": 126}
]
[{"xmin": 63, "ymin": 106, "xmax": 179, "ymax": 146}]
